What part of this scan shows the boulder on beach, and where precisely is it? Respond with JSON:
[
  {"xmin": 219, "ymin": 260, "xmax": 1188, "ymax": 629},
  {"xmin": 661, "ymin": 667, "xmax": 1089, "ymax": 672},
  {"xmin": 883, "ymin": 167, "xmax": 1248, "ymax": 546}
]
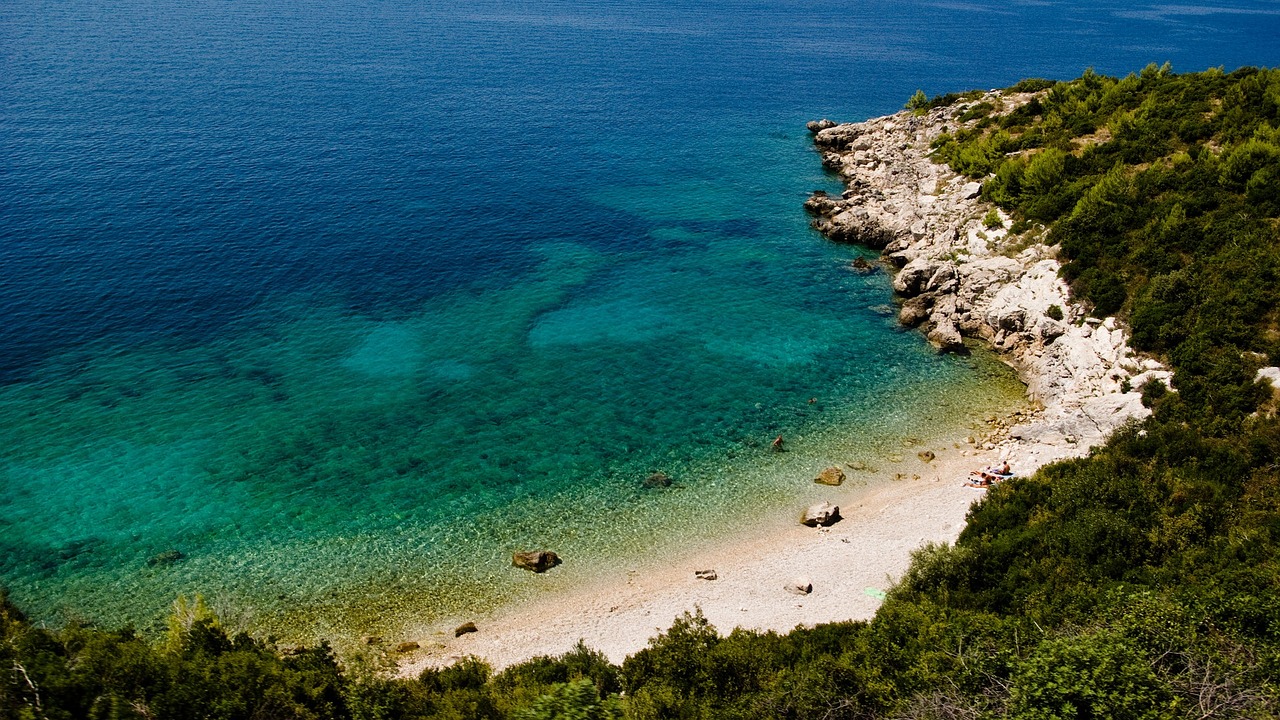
[
  {"xmin": 917, "ymin": 450, "xmax": 935, "ymax": 462},
  {"xmin": 695, "ymin": 569, "xmax": 718, "ymax": 581},
  {"xmin": 454, "ymin": 622, "xmax": 478, "ymax": 637},
  {"xmin": 512, "ymin": 550, "xmax": 562, "ymax": 573},
  {"xmin": 785, "ymin": 578, "xmax": 813, "ymax": 595},
  {"xmin": 814, "ymin": 466, "xmax": 845, "ymax": 486},
  {"xmin": 395, "ymin": 642, "xmax": 420, "ymax": 653},
  {"xmin": 801, "ymin": 502, "xmax": 841, "ymax": 527}
]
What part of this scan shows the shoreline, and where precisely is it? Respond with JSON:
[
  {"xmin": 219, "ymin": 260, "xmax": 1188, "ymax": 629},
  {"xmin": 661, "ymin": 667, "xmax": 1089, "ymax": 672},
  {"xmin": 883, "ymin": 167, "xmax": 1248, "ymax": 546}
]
[
  {"xmin": 398, "ymin": 428, "xmax": 1011, "ymax": 673},
  {"xmin": 392, "ymin": 96, "xmax": 1167, "ymax": 674}
]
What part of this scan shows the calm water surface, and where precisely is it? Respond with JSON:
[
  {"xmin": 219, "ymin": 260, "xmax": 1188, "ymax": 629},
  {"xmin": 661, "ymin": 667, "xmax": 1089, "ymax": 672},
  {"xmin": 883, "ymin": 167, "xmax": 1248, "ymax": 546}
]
[{"xmin": 3, "ymin": 0, "xmax": 1278, "ymax": 641}]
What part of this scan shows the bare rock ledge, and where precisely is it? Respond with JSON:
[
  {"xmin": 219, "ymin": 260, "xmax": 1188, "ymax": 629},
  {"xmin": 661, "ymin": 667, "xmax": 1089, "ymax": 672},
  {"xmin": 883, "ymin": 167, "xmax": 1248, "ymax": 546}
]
[{"xmin": 805, "ymin": 93, "xmax": 1174, "ymax": 463}]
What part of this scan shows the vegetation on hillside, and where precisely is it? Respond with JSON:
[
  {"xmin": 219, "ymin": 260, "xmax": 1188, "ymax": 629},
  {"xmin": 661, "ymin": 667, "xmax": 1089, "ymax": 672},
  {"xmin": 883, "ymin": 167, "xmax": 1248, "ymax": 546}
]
[{"xmin": 4, "ymin": 66, "xmax": 1280, "ymax": 719}]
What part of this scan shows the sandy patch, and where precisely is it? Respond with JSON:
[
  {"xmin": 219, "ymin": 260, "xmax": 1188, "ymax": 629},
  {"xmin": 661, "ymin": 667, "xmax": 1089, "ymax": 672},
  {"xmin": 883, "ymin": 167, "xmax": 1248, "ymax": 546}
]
[{"xmin": 397, "ymin": 439, "xmax": 1016, "ymax": 674}]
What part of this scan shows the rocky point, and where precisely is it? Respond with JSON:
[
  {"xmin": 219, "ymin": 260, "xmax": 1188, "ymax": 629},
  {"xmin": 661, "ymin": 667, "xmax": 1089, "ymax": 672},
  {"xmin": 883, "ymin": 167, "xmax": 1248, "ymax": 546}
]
[{"xmin": 805, "ymin": 92, "xmax": 1174, "ymax": 468}]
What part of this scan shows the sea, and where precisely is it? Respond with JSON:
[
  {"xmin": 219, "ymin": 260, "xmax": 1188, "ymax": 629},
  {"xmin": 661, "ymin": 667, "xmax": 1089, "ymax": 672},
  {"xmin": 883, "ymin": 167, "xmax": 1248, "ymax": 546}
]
[{"xmin": 3, "ymin": 0, "xmax": 1279, "ymax": 644}]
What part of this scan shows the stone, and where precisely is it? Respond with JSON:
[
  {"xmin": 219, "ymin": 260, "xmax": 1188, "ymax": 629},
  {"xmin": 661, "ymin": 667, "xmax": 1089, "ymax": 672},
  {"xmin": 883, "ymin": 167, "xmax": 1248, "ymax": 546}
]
[
  {"xmin": 362, "ymin": 636, "xmax": 383, "ymax": 645},
  {"xmin": 925, "ymin": 264, "xmax": 956, "ymax": 291},
  {"xmin": 960, "ymin": 182, "xmax": 982, "ymax": 199},
  {"xmin": 892, "ymin": 258, "xmax": 938, "ymax": 296},
  {"xmin": 512, "ymin": 550, "xmax": 562, "ymax": 573},
  {"xmin": 695, "ymin": 569, "xmax": 718, "ymax": 581},
  {"xmin": 807, "ymin": 118, "xmax": 837, "ymax": 133},
  {"xmin": 850, "ymin": 256, "xmax": 877, "ymax": 273},
  {"xmin": 814, "ymin": 466, "xmax": 846, "ymax": 486},
  {"xmin": 454, "ymin": 622, "xmax": 478, "ymax": 637},
  {"xmin": 927, "ymin": 320, "xmax": 964, "ymax": 352},
  {"xmin": 395, "ymin": 642, "xmax": 420, "ymax": 653},
  {"xmin": 1037, "ymin": 317, "xmax": 1067, "ymax": 342},
  {"xmin": 643, "ymin": 471, "xmax": 673, "ymax": 488},
  {"xmin": 147, "ymin": 549, "xmax": 184, "ymax": 566},
  {"xmin": 785, "ymin": 578, "xmax": 814, "ymax": 595},
  {"xmin": 917, "ymin": 450, "xmax": 935, "ymax": 462},
  {"xmin": 801, "ymin": 502, "xmax": 841, "ymax": 527},
  {"xmin": 899, "ymin": 294, "xmax": 934, "ymax": 326}
]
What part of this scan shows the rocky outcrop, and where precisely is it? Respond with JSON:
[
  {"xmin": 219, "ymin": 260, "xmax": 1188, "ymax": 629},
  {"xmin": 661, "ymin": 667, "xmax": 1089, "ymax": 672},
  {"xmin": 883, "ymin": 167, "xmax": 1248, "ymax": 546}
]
[
  {"xmin": 512, "ymin": 550, "xmax": 562, "ymax": 573},
  {"xmin": 806, "ymin": 94, "xmax": 1175, "ymax": 462}
]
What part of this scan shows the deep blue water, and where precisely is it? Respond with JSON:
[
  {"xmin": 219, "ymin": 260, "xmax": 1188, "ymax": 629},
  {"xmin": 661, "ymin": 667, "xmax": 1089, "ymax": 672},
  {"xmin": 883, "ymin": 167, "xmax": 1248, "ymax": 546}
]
[{"xmin": 3, "ymin": 0, "xmax": 1279, "ymax": 640}]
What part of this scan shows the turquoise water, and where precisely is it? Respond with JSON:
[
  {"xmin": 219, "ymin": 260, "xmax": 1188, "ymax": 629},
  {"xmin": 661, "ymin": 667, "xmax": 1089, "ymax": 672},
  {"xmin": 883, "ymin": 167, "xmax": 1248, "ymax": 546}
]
[{"xmin": 3, "ymin": 0, "xmax": 1279, "ymax": 643}]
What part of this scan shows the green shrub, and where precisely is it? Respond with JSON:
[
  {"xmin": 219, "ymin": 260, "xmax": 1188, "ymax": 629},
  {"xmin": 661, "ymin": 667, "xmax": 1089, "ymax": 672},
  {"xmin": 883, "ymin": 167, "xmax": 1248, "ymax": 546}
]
[
  {"xmin": 514, "ymin": 679, "xmax": 622, "ymax": 720},
  {"xmin": 1010, "ymin": 632, "xmax": 1171, "ymax": 720}
]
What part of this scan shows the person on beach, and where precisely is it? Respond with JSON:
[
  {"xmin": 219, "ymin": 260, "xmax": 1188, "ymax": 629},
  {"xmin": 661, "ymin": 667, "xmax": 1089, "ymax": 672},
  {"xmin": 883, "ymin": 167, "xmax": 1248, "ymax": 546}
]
[
  {"xmin": 772, "ymin": 435, "xmax": 784, "ymax": 452},
  {"xmin": 967, "ymin": 462, "xmax": 1013, "ymax": 488}
]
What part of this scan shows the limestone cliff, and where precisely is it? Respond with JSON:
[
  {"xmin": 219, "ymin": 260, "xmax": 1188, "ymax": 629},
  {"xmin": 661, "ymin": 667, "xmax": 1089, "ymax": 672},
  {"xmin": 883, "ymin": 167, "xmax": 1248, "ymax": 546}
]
[{"xmin": 806, "ymin": 94, "xmax": 1173, "ymax": 466}]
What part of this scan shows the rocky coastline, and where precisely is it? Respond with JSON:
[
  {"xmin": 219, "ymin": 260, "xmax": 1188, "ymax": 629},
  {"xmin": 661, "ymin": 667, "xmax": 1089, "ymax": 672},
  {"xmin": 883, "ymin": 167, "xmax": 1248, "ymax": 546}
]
[{"xmin": 805, "ymin": 93, "xmax": 1172, "ymax": 467}]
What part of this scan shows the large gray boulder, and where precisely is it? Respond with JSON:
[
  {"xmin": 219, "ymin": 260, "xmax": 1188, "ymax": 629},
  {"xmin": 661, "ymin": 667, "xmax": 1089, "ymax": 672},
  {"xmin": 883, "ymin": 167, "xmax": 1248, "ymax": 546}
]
[
  {"xmin": 801, "ymin": 502, "xmax": 842, "ymax": 527},
  {"xmin": 893, "ymin": 258, "xmax": 938, "ymax": 297},
  {"xmin": 927, "ymin": 320, "xmax": 965, "ymax": 352}
]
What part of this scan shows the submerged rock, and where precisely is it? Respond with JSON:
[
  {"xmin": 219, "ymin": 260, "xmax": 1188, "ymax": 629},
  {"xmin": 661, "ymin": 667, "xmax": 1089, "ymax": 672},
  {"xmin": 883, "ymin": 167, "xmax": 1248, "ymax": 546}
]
[
  {"xmin": 814, "ymin": 466, "xmax": 846, "ymax": 486},
  {"xmin": 395, "ymin": 641, "xmax": 420, "ymax": 653},
  {"xmin": 850, "ymin": 256, "xmax": 877, "ymax": 274},
  {"xmin": 643, "ymin": 472, "xmax": 673, "ymax": 489},
  {"xmin": 147, "ymin": 549, "xmax": 184, "ymax": 566},
  {"xmin": 801, "ymin": 502, "xmax": 841, "ymax": 527},
  {"xmin": 512, "ymin": 550, "xmax": 562, "ymax": 573},
  {"xmin": 454, "ymin": 622, "xmax": 478, "ymax": 637}
]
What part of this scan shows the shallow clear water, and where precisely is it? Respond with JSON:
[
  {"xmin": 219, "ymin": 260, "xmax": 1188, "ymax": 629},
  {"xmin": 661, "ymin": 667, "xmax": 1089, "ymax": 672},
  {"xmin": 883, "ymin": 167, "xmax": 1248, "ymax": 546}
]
[{"xmin": 3, "ymin": 0, "xmax": 1279, "ymax": 642}]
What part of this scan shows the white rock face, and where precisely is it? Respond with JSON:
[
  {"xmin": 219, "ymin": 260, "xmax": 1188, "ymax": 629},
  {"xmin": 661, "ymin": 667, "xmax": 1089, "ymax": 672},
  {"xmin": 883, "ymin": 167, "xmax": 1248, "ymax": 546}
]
[
  {"xmin": 805, "ymin": 93, "xmax": 1174, "ymax": 465},
  {"xmin": 1257, "ymin": 366, "xmax": 1280, "ymax": 389}
]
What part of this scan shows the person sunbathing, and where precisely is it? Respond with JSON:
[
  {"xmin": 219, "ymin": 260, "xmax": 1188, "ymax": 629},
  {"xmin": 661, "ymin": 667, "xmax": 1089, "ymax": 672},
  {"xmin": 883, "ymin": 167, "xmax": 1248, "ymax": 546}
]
[{"xmin": 966, "ymin": 463, "xmax": 1014, "ymax": 488}]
